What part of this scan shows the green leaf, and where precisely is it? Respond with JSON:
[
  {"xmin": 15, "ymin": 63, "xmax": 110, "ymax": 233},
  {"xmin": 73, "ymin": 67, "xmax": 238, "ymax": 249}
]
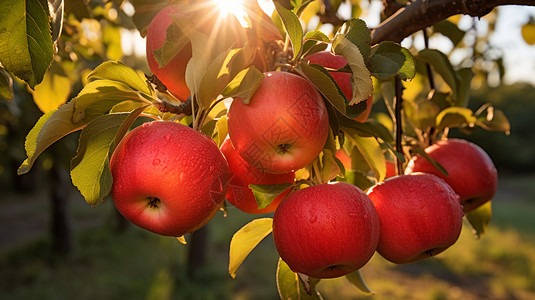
[
  {"xmin": 276, "ymin": 258, "xmax": 323, "ymax": 300},
  {"xmin": 368, "ymin": 42, "xmax": 415, "ymax": 81},
  {"xmin": 222, "ymin": 67, "xmax": 264, "ymax": 104},
  {"xmin": 130, "ymin": 0, "xmax": 168, "ymax": 36},
  {"xmin": 417, "ymin": 49, "xmax": 457, "ymax": 95},
  {"xmin": 249, "ymin": 183, "xmax": 293, "ymax": 210},
  {"xmin": 152, "ymin": 21, "xmax": 190, "ymax": 68},
  {"xmin": 411, "ymin": 147, "xmax": 449, "ymax": 176},
  {"xmin": 344, "ymin": 127, "xmax": 386, "ymax": 182},
  {"xmin": 435, "ymin": 107, "xmax": 476, "ymax": 132},
  {"xmin": 0, "ymin": 0, "xmax": 54, "ymax": 89},
  {"xmin": 475, "ymin": 105, "xmax": 511, "ymax": 134},
  {"xmin": 320, "ymin": 149, "xmax": 342, "ymax": 183},
  {"xmin": 71, "ymin": 106, "xmax": 147, "ymax": 206},
  {"xmin": 298, "ymin": 62, "xmax": 347, "ymax": 115},
  {"xmin": 274, "ymin": 2, "xmax": 303, "ymax": 59},
  {"xmin": 465, "ymin": 201, "xmax": 492, "ymax": 238},
  {"xmin": 340, "ymin": 118, "xmax": 395, "ymax": 143},
  {"xmin": 229, "ymin": 218, "xmax": 274, "ymax": 278},
  {"xmin": 332, "ymin": 36, "xmax": 373, "ymax": 105},
  {"xmin": 88, "ymin": 61, "xmax": 153, "ymax": 96},
  {"xmin": 432, "ymin": 20, "xmax": 466, "ymax": 47},
  {"xmin": 18, "ymin": 79, "xmax": 146, "ymax": 175},
  {"xmin": 346, "ymin": 270, "xmax": 374, "ymax": 295},
  {"xmin": 455, "ymin": 68, "xmax": 474, "ymax": 107},
  {"xmin": 303, "ymin": 30, "xmax": 331, "ymax": 43},
  {"xmin": 0, "ymin": 67, "xmax": 14, "ymax": 101},
  {"xmin": 332, "ymin": 19, "xmax": 371, "ymax": 61}
]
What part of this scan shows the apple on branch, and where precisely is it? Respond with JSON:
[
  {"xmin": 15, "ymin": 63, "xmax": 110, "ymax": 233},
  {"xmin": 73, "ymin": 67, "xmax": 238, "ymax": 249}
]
[
  {"xmin": 366, "ymin": 173, "xmax": 464, "ymax": 264},
  {"xmin": 110, "ymin": 121, "xmax": 230, "ymax": 237},
  {"xmin": 220, "ymin": 138, "xmax": 294, "ymax": 214},
  {"xmin": 273, "ymin": 182, "xmax": 380, "ymax": 278},
  {"xmin": 405, "ymin": 138, "xmax": 498, "ymax": 212},
  {"xmin": 227, "ymin": 71, "xmax": 330, "ymax": 174}
]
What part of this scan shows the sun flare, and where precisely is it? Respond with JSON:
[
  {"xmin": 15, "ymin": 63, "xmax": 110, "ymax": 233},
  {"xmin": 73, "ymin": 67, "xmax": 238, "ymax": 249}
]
[{"xmin": 213, "ymin": 0, "xmax": 249, "ymax": 27}]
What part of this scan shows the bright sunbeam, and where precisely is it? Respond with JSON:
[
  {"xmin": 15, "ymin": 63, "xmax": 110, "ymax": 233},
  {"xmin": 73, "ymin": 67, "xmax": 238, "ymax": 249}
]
[{"xmin": 213, "ymin": 0, "xmax": 249, "ymax": 27}]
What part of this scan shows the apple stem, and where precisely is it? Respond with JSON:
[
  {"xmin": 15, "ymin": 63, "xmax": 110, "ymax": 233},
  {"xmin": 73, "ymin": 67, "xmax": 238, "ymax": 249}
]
[{"xmin": 394, "ymin": 78, "xmax": 404, "ymax": 175}]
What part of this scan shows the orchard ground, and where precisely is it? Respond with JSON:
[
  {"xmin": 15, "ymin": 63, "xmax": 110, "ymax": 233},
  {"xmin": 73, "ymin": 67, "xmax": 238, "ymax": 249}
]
[{"xmin": 0, "ymin": 173, "xmax": 534, "ymax": 300}]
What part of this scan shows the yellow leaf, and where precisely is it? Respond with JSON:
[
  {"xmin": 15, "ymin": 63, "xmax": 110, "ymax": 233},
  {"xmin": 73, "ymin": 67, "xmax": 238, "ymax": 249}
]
[
  {"xmin": 31, "ymin": 70, "xmax": 71, "ymax": 113},
  {"xmin": 521, "ymin": 23, "xmax": 535, "ymax": 45},
  {"xmin": 229, "ymin": 218, "xmax": 273, "ymax": 278}
]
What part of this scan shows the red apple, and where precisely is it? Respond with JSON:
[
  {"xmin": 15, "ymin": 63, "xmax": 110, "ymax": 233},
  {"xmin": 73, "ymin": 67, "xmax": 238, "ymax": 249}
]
[
  {"xmin": 220, "ymin": 138, "xmax": 294, "ymax": 214},
  {"xmin": 146, "ymin": 5, "xmax": 192, "ymax": 101},
  {"xmin": 366, "ymin": 173, "xmax": 464, "ymax": 264},
  {"xmin": 404, "ymin": 138, "xmax": 498, "ymax": 212},
  {"xmin": 110, "ymin": 121, "xmax": 230, "ymax": 236},
  {"xmin": 305, "ymin": 51, "xmax": 373, "ymax": 122},
  {"xmin": 273, "ymin": 182, "xmax": 380, "ymax": 278},
  {"xmin": 385, "ymin": 160, "xmax": 396, "ymax": 178},
  {"xmin": 227, "ymin": 71, "xmax": 330, "ymax": 173}
]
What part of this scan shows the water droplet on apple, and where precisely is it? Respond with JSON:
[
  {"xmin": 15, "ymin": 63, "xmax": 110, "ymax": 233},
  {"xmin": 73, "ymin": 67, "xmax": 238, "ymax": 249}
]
[
  {"xmin": 309, "ymin": 214, "xmax": 317, "ymax": 224},
  {"xmin": 153, "ymin": 158, "xmax": 161, "ymax": 166},
  {"xmin": 164, "ymin": 134, "xmax": 172, "ymax": 142}
]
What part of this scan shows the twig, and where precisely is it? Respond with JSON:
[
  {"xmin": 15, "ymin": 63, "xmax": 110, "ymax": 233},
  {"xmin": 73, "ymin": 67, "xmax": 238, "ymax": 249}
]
[
  {"xmin": 371, "ymin": 0, "xmax": 535, "ymax": 44},
  {"xmin": 394, "ymin": 77, "xmax": 404, "ymax": 175}
]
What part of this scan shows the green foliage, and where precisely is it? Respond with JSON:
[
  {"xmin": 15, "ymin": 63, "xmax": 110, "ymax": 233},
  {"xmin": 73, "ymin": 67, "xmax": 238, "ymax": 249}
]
[
  {"xmin": 0, "ymin": 0, "xmax": 54, "ymax": 89},
  {"xmin": 276, "ymin": 258, "xmax": 323, "ymax": 300},
  {"xmin": 249, "ymin": 183, "xmax": 293, "ymax": 210}
]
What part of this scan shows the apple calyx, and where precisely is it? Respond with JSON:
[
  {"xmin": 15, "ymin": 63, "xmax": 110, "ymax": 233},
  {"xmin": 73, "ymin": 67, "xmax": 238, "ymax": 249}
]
[{"xmin": 147, "ymin": 197, "xmax": 161, "ymax": 209}]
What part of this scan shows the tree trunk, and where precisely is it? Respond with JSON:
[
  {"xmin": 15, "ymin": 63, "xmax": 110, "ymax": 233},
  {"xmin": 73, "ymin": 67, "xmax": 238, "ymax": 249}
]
[
  {"xmin": 50, "ymin": 164, "xmax": 73, "ymax": 255},
  {"xmin": 186, "ymin": 225, "xmax": 209, "ymax": 278}
]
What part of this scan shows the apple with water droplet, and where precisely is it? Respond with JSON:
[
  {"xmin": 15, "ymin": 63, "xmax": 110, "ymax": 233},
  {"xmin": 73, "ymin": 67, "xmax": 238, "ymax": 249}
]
[
  {"xmin": 227, "ymin": 71, "xmax": 330, "ymax": 174},
  {"xmin": 273, "ymin": 182, "xmax": 380, "ymax": 278},
  {"xmin": 110, "ymin": 121, "xmax": 230, "ymax": 236},
  {"xmin": 366, "ymin": 173, "xmax": 464, "ymax": 264},
  {"xmin": 405, "ymin": 138, "xmax": 498, "ymax": 212},
  {"xmin": 220, "ymin": 138, "xmax": 294, "ymax": 214}
]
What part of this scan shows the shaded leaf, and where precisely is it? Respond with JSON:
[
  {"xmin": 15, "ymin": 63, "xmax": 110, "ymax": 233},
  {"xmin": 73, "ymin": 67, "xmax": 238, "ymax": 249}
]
[
  {"xmin": 274, "ymin": 2, "xmax": 303, "ymax": 59},
  {"xmin": 298, "ymin": 62, "xmax": 347, "ymax": 115},
  {"xmin": 130, "ymin": 0, "xmax": 168, "ymax": 36},
  {"xmin": 435, "ymin": 107, "xmax": 476, "ymax": 132},
  {"xmin": 417, "ymin": 49, "xmax": 457, "ymax": 95},
  {"xmin": 346, "ymin": 270, "xmax": 374, "ymax": 295},
  {"xmin": 229, "ymin": 218, "xmax": 274, "ymax": 278},
  {"xmin": 249, "ymin": 183, "xmax": 293, "ymax": 210},
  {"xmin": 222, "ymin": 67, "xmax": 264, "ymax": 104},
  {"xmin": 333, "ymin": 19, "xmax": 371, "ymax": 60},
  {"xmin": 368, "ymin": 42, "xmax": 415, "ymax": 81},
  {"xmin": 0, "ymin": 67, "xmax": 14, "ymax": 101},
  {"xmin": 475, "ymin": 105, "xmax": 510, "ymax": 134},
  {"xmin": 432, "ymin": 20, "xmax": 465, "ymax": 46},
  {"xmin": 344, "ymin": 127, "xmax": 386, "ymax": 182},
  {"xmin": 0, "ymin": 0, "xmax": 54, "ymax": 89},
  {"xmin": 465, "ymin": 201, "xmax": 492, "ymax": 238},
  {"xmin": 276, "ymin": 258, "xmax": 323, "ymax": 300}
]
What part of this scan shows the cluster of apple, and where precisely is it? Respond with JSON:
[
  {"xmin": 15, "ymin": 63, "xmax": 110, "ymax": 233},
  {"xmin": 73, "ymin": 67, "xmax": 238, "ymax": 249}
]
[{"xmin": 109, "ymin": 3, "xmax": 498, "ymax": 283}]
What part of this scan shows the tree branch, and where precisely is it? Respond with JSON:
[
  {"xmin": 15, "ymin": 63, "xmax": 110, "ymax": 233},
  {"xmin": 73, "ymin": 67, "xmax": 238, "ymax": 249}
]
[{"xmin": 371, "ymin": 0, "xmax": 535, "ymax": 44}]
